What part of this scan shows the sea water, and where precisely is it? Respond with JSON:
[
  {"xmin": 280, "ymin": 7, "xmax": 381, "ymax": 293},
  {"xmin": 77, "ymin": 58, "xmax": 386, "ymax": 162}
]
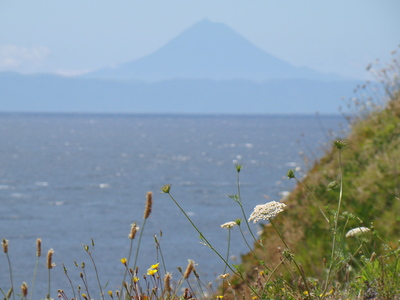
[{"xmin": 0, "ymin": 113, "xmax": 346, "ymax": 297}]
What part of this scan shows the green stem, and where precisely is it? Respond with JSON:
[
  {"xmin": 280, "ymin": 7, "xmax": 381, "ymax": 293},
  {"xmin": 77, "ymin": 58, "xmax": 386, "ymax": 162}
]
[
  {"xmin": 5, "ymin": 253, "xmax": 15, "ymax": 300},
  {"xmin": 223, "ymin": 229, "xmax": 231, "ymax": 274},
  {"xmin": 269, "ymin": 219, "xmax": 312, "ymax": 300},
  {"xmin": 295, "ymin": 177, "xmax": 329, "ymax": 224},
  {"xmin": 133, "ymin": 218, "xmax": 147, "ymax": 272},
  {"xmin": 87, "ymin": 251, "xmax": 105, "ymax": 300},
  {"xmin": 30, "ymin": 257, "xmax": 40, "ymax": 300},
  {"xmin": 166, "ymin": 191, "xmax": 262, "ymax": 299},
  {"xmin": 47, "ymin": 268, "xmax": 51, "ymax": 300},
  {"xmin": 120, "ymin": 236, "xmax": 134, "ymax": 299},
  {"xmin": 236, "ymin": 172, "xmax": 273, "ymax": 267},
  {"xmin": 324, "ymin": 148, "xmax": 344, "ymax": 293}
]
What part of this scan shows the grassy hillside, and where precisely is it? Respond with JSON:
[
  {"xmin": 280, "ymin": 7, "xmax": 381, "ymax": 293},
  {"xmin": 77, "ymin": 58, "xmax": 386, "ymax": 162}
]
[{"xmin": 232, "ymin": 55, "xmax": 400, "ymax": 299}]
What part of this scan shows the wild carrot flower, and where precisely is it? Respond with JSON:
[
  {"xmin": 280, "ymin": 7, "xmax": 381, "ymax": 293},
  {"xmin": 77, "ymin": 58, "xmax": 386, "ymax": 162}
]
[
  {"xmin": 345, "ymin": 227, "xmax": 371, "ymax": 237},
  {"xmin": 220, "ymin": 221, "xmax": 237, "ymax": 229},
  {"xmin": 248, "ymin": 201, "xmax": 286, "ymax": 223}
]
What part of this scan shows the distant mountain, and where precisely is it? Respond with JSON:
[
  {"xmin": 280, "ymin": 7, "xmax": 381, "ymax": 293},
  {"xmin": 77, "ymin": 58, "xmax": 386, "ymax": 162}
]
[
  {"xmin": 1, "ymin": 72, "xmax": 359, "ymax": 114},
  {"xmin": 84, "ymin": 19, "xmax": 342, "ymax": 82}
]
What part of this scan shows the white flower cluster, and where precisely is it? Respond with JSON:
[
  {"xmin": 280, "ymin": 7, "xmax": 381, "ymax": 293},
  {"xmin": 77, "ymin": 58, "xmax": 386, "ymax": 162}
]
[
  {"xmin": 248, "ymin": 201, "xmax": 286, "ymax": 223},
  {"xmin": 345, "ymin": 227, "xmax": 371, "ymax": 237},
  {"xmin": 220, "ymin": 221, "xmax": 237, "ymax": 229}
]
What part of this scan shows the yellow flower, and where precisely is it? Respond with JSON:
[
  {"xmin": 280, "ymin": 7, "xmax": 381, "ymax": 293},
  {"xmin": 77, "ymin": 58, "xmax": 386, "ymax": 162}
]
[
  {"xmin": 303, "ymin": 291, "xmax": 309, "ymax": 295},
  {"xmin": 147, "ymin": 268, "xmax": 158, "ymax": 276},
  {"xmin": 216, "ymin": 296, "xmax": 224, "ymax": 299},
  {"xmin": 133, "ymin": 277, "xmax": 140, "ymax": 282},
  {"xmin": 108, "ymin": 291, "xmax": 113, "ymax": 297},
  {"xmin": 150, "ymin": 263, "xmax": 159, "ymax": 269},
  {"xmin": 120, "ymin": 258, "xmax": 127, "ymax": 265}
]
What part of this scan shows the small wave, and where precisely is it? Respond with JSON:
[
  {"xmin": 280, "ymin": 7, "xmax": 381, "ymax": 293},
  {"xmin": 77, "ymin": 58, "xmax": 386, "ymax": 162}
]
[
  {"xmin": 99, "ymin": 183, "xmax": 111, "ymax": 189},
  {"xmin": 49, "ymin": 201, "xmax": 64, "ymax": 206},
  {"xmin": 11, "ymin": 193, "xmax": 23, "ymax": 198},
  {"xmin": 35, "ymin": 181, "xmax": 49, "ymax": 187},
  {"xmin": 279, "ymin": 191, "xmax": 291, "ymax": 201}
]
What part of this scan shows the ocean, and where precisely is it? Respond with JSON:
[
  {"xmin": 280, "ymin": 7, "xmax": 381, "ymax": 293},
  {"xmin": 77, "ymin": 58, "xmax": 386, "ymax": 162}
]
[{"xmin": 0, "ymin": 113, "xmax": 345, "ymax": 298}]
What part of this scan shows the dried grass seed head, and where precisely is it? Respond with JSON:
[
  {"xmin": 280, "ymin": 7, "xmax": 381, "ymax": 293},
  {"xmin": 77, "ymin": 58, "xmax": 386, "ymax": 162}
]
[
  {"xmin": 248, "ymin": 201, "xmax": 286, "ymax": 223},
  {"xmin": 2, "ymin": 238, "xmax": 8, "ymax": 253},
  {"xmin": 164, "ymin": 273, "xmax": 172, "ymax": 292},
  {"xmin": 144, "ymin": 191, "xmax": 153, "ymax": 219},
  {"xmin": 128, "ymin": 223, "xmax": 139, "ymax": 239},
  {"xmin": 21, "ymin": 282, "xmax": 28, "ymax": 297},
  {"xmin": 36, "ymin": 238, "xmax": 42, "ymax": 257},
  {"xmin": 183, "ymin": 259, "xmax": 196, "ymax": 279},
  {"xmin": 47, "ymin": 248, "xmax": 55, "ymax": 269}
]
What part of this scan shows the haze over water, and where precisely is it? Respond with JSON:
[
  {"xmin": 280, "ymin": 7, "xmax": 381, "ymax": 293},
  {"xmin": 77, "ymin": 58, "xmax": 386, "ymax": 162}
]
[{"xmin": 0, "ymin": 113, "xmax": 345, "ymax": 297}]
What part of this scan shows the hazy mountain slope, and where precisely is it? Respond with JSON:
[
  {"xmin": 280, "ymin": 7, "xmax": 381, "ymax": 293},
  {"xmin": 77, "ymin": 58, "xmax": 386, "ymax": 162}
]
[{"xmin": 85, "ymin": 19, "xmax": 342, "ymax": 82}]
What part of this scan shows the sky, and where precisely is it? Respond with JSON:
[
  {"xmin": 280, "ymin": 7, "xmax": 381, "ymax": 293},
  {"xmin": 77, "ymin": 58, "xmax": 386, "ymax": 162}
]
[{"xmin": 0, "ymin": 0, "xmax": 399, "ymax": 80}]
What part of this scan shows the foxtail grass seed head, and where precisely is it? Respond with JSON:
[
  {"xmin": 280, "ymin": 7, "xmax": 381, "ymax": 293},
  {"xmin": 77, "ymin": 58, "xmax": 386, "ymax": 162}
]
[
  {"xmin": 144, "ymin": 191, "xmax": 153, "ymax": 219},
  {"xmin": 128, "ymin": 222, "xmax": 139, "ymax": 239},
  {"xmin": 2, "ymin": 238, "xmax": 8, "ymax": 253},
  {"xmin": 287, "ymin": 169, "xmax": 295, "ymax": 179},
  {"xmin": 183, "ymin": 259, "xmax": 195, "ymax": 279},
  {"xmin": 334, "ymin": 140, "xmax": 347, "ymax": 149},
  {"xmin": 36, "ymin": 238, "xmax": 42, "ymax": 257},
  {"xmin": 345, "ymin": 227, "xmax": 371, "ymax": 237},
  {"xmin": 248, "ymin": 201, "xmax": 286, "ymax": 223},
  {"xmin": 21, "ymin": 282, "xmax": 28, "ymax": 298},
  {"xmin": 164, "ymin": 273, "xmax": 172, "ymax": 292},
  {"xmin": 220, "ymin": 221, "xmax": 237, "ymax": 229},
  {"xmin": 47, "ymin": 248, "xmax": 55, "ymax": 269},
  {"xmin": 161, "ymin": 184, "xmax": 171, "ymax": 193}
]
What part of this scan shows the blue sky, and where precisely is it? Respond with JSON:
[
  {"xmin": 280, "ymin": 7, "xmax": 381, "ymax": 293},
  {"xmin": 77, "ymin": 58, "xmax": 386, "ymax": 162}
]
[{"xmin": 0, "ymin": 0, "xmax": 399, "ymax": 79}]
